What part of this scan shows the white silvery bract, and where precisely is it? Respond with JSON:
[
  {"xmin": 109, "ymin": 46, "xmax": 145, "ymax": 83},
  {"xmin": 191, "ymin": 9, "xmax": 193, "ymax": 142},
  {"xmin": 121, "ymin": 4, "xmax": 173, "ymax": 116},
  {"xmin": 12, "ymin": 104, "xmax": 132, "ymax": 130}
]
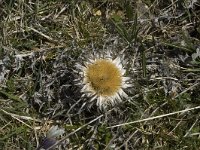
[
  {"xmin": 192, "ymin": 48, "xmax": 200, "ymax": 61},
  {"xmin": 76, "ymin": 53, "xmax": 132, "ymax": 109},
  {"xmin": 47, "ymin": 125, "xmax": 65, "ymax": 138}
]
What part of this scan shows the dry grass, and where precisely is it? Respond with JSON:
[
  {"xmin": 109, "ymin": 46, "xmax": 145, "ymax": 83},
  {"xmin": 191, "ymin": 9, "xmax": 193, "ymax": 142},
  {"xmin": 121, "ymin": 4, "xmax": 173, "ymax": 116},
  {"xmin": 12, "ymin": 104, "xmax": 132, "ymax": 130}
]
[{"xmin": 0, "ymin": 0, "xmax": 200, "ymax": 149}]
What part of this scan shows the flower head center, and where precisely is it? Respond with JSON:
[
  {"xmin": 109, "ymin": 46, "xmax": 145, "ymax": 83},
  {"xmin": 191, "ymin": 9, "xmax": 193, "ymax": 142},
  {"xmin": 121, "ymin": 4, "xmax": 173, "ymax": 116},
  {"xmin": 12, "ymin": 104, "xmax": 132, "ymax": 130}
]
[{"xmin": 86, "ymin": 59, "xmax": 122, "ymax": 96}]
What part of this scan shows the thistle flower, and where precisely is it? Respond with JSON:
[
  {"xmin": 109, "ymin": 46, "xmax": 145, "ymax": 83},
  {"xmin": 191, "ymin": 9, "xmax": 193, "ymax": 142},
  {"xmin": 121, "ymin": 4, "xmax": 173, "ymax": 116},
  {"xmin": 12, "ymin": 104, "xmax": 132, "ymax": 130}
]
[
  {"xmin": 37, "ymin": 125, "xmax": 65, "ymax": 150},
  {"xmin": 77, "ymin": 54, "xmax": 131, "ymax": 109}
]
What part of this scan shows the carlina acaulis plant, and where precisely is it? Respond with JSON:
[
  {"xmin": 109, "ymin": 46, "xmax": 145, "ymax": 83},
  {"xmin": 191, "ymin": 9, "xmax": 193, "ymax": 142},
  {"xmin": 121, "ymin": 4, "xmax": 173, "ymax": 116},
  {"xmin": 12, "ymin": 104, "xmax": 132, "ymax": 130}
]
[{"xmin": 76, "ymin": 54, "xmax": 132, "ymax": 110}]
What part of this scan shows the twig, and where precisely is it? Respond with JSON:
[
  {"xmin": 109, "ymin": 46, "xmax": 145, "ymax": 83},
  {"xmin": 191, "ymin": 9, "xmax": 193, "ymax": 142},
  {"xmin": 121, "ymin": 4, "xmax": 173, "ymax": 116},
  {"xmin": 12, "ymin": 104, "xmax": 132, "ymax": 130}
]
[
  {"xmin": 108, "ymin": 105, "xmax": 200, "ymax": 128},
  {"xmin": 0, "ymin": 109, "xmax": 42, "ymax": 122},
  {"xmin": 28, "ymin": 27, "xmax": 56, "ymax": 43},
  {"xmin": 184, "ymin": 117, "xmax": 199, "ymax": 137},
  {"xmin": 53, "ymin": 5, "xmax": 68, "ymax": 19},
  {"xmin": 174, "ymin": 82, "xmax": 199, "ymax": 99}
]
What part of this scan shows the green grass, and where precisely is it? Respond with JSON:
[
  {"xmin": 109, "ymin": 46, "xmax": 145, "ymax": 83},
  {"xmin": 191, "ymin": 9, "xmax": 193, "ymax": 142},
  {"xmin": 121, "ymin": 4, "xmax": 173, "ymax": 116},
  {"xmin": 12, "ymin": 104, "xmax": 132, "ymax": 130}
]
[{"xmin": 0, "ymin": 0, "xmax": 200, "ymax": 149}]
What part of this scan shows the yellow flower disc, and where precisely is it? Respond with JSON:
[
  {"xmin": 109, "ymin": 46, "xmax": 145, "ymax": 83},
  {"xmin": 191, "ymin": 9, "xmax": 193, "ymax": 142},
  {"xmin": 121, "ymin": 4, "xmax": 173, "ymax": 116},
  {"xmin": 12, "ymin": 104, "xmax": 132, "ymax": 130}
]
[{"xmin": 85, "ymin": 59, "xmax": 122, "ymax": 96}]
